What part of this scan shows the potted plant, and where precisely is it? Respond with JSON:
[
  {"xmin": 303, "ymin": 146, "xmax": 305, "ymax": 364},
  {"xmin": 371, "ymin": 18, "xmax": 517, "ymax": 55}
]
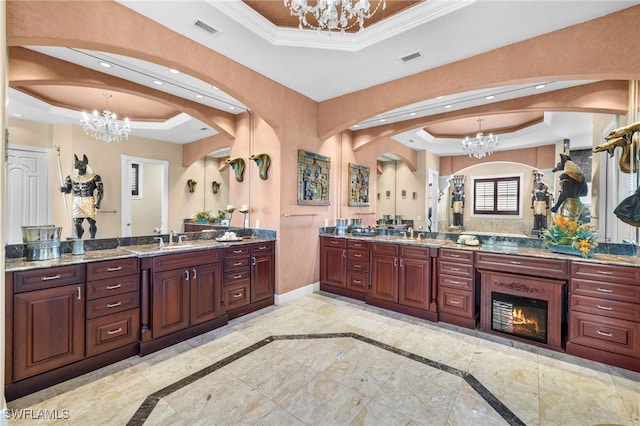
[
  {"xmin": 194, "ymin": 210, "xmax": 212, "ymax": 224},
  {"xmin": 543, "ymin": 214, "xmax": 598, "ymax": 257}
]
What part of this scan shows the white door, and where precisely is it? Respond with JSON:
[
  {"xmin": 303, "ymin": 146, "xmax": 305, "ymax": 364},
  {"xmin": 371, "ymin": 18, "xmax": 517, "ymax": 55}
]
[
  {"xmin": 6, "ymin": 146, "xmax": 52, "ymax": 244},
  {"xmin": 121, "ymin": 155, "xmax": 168, "ymax": 237}
]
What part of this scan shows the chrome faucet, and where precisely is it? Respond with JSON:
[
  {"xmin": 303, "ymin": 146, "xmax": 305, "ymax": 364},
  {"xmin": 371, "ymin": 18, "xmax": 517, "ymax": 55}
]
[
  {"xmin": 417, "ymin": 232, "xmax": 425, "ymax": 241},
  {"xmin": 407, "ymin": 227, "xmax": 414, "ymax": 239},
  {"xmin": 154, "ymin": 237, "xmax": 164, "ymax": 248},
  {"xmin": 177, "ymin": 234, "xmax": 187, "ymax": 245},
  {"xmin": 169, "ymin": 230, "xmax": 175, "ymax": 245}
]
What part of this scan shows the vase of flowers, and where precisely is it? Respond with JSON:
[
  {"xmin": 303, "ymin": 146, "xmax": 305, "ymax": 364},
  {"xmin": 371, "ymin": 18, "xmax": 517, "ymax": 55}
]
[
  {"xmin": 194, "ymin": 210, "xmax": 212, "ymax": 224},
  {"xmin": 543, "ymin": 214, "xmax": 598, "ymax": 258}
]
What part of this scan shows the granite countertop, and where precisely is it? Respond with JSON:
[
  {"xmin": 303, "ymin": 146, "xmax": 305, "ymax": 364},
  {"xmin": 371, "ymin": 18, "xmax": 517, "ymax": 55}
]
[
  {"xmin": 322, "ymin": 234, "xmax": 640, "ymax": 268},
  {"xmin": 5, "ymin": 237, "xmax": 276, "ymax": 272}
]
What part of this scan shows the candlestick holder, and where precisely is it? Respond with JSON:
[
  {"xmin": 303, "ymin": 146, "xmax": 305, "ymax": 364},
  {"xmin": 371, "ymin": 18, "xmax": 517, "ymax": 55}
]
[
  {"xmin": 226, "ymin": 207, "xmax": 236, "ymax": 227},
  {"xmin": 239, "ymin": 207, "xmax": 249, "ymax": 229}
]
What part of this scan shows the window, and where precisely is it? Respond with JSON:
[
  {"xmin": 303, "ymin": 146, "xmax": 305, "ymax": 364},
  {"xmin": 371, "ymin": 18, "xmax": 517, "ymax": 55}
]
[{"xmin": 474, "ymin": 176, "xmax": 520, "ymax": 215}]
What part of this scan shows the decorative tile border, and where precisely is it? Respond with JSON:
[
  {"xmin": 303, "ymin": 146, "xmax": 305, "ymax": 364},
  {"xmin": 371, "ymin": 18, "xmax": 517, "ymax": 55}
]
[{"xmin": 126, "ymin": 333, "xmax": 525, "ymax": 426}]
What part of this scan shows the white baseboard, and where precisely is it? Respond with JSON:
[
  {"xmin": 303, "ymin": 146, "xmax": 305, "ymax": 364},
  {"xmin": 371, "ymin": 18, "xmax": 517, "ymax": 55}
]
[{"xmin": 274, "ymin": 282, "xmax": 319, "ymax": 305}]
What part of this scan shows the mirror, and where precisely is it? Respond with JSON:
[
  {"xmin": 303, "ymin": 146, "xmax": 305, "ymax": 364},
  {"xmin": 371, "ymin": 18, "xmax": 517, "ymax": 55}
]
[{"xmin": 374, "ymin": 111, "xmax": 637, "ymax": 244}]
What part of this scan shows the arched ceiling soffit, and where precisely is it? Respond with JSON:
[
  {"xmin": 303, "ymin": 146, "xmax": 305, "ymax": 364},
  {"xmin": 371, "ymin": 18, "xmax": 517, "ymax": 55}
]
[
  {"xmin": 351, "ymin": 80, "xmax": 628, "ymax": 151},
  {"xmin": 358, "ymin": 137, "xmax": 417, "ymax": 171},
  {"xmin": 318, "ymin": 5, "xmax": 640, "ymax": 140},
  {"xmin": 182, "ymin": 134, "xmax": 234, "ymax": 168},
  {"xmin": 5, "ymin": 0, "xmax": 312, "ymax": 138},
  {"xmin": 9, "ymin": 47, "xmax": 237, "ymax": 140}
]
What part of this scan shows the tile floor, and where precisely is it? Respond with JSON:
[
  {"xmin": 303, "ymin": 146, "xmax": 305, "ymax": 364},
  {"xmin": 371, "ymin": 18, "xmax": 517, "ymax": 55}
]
[{"xmin": 6, "ymin": 292, "xmax": 640, "ymax": 426}]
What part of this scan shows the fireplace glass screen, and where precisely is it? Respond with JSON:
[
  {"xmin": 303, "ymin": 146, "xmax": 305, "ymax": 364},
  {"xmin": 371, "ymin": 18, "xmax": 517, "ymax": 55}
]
[{"xmin": 491, "ymin": 292, "xmax": 548, "ymax": 344}]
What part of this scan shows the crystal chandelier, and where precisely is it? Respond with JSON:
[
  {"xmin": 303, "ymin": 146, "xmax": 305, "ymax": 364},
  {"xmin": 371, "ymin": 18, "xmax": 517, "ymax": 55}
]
[
  {"xmin": 284, "ymin": 0, "xmax": 386, "ymax": 33},
  {"xmin": 461, "ymin": 118, "xmax": 498, "ymax": 159},
  {"xmin": 80, "ymin": 93, "xmax": 131, "ymax": 143}
]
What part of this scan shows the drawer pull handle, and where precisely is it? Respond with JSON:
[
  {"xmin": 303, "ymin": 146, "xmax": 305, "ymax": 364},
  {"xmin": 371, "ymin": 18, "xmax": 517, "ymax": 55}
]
[
  {"xmin": 258, "ymin": 246, "xmax": 267, "ymax": 250},
  {"xmin": 107, "ymin": 328, "xmax": 123, "ymax": 335},
  {"xmin": 354, "ymin": 264, "xmax": 362, "ymax": 268},
  {"xmin": 233, "ymin": 262, "xmax": 243, "ymax": 266},
  {"xmin": 107, "ymin": 302, "xmax": 122, "ymax": 308},
  {"xmin": 596, "ymin": 270, "xmax": 613, "ymax": 275},
  {"xmin": 596, "ymin": 305, "xmax": 613, "ymax": 311},
  {"xmin": 450, "ymin": 267, "xmax": 461, "ymax": 271},
  {"xmin": 106, "ymin": 284, "xmax": 122, "ymax": 290},
  {"xmin": 596, "ymin": 287, "xmax": 613, "ymax": 293},
  {"xmin": 107, "ymin": 267, "xmax": 123, "ymax": 272},
  {"xmin": 449, "ymin": 281, "xmax": 463, "ymax": 286},
  {"xmin": 77, "ymin": 286, "xmax": 82, "ymax": 301},
  {"xmin": 450, "ymin": 300, "xmax": 461, "ymax": 305},
  {"xmin": 41, "ymin": 274, "xmax": 61, "ymax": 281},
  {"xmin": 353, "ymin": 279, "xmax": 361, "ymax": 284},
  {"xmin": 450, "ymin": 254, "xmax": 461, "ymax": 258},
  {"xmin": 596, "ymin": 330, "xmax": 613, "ymax": 337},
  {"xmin": 233, "ymin": 292, "xmax": 243, "ymax": 298},
  {"xmin": 233, "ymin": 274, "xmax": 243, "ymax": 279},
  {"xmin": 354, "ymin": 253, "xmax": 362, "ymax": 257},
  {"xmin": 510, "ymin": 261, "xmax": 521, "ymax": 265},
  {"xmin": 233, "ymin": 249, "xmax": 243, "ymax": 253}
]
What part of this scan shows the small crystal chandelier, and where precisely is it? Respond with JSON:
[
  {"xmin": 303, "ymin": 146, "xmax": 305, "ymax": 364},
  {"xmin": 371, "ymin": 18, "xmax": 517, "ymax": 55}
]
[
  {"xmin": 461, "ymin": 118, "xmax": 498, "ymax": 159},
  {"xmin": 80, "ymin": 93, "xmax": 131, "ymax": 143},
  {"xmin": 284, "ymin": 0, "xmax": 386, "ymax": 33}
]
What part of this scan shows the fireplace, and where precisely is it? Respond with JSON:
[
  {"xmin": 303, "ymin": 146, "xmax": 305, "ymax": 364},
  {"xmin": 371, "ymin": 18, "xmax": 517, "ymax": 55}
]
[{"xmin": 480, "ymin": 270, "xmax": 566, "ymax": 351}]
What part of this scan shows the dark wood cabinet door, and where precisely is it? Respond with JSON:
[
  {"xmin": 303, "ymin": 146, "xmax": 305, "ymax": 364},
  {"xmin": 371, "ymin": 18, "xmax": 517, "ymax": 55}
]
[
  {"xmin": 371, "ymin": 255, "xmax": 398, "ymax": 303},
  {"xmin": 399, "ymin": 256, "xmax": 430, "ymax": 309},
  {"xmin": 13, "ymin": 284, "xmax": 85, "ymax": 381},
  {"xmin": 190, "ymin": 262, "xmax": 223, "ymax": 325},
  {"xmin": 251, "ymin": 252, "xmax": 275, "ymax": 303},
  {"xmin": 152, "ymin": 269, "xmax": 190, "ymax": 338},
  {"xmin": 320, "ymin": 246, "xmax": 346, "ymax": 288}
]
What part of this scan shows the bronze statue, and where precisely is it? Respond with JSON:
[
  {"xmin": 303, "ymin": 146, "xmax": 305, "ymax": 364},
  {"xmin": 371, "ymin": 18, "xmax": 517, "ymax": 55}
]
[
  {"xmin": 249, "ymin": 153, "xmax": 271, "ymax": 180},
  {"xmin": 550, "ymin": 152, "xmax": 587, "ymax": 221},
  {"xmin": 60, "ymin": 154, "xmax": 103, "ymax": 239},
  {"xmin": 225, "ymin": 157, "xmax": 245, "ymax": 182}
]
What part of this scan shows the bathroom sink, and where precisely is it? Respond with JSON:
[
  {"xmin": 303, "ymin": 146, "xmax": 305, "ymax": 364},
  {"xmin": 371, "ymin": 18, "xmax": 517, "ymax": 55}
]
[{"xmin": 160, "ymin": 243, "xmax": 197, "ymax": 250}]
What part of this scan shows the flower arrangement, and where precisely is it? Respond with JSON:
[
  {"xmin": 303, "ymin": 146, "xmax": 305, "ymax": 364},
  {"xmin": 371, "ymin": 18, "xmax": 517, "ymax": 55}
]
[
  {"xmin": 543, "ymin": 214, "xmax": 598, "ymax": 257},
  {"xmin": 194, "ymin": 210, "xmax": 212, "ymax": 223}
]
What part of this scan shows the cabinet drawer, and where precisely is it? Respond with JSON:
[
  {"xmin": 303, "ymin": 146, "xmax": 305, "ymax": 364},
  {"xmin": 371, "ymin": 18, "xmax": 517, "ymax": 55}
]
[
  {"xmin": 476, "ymin": 252, "xmax": 568, "ymax": 279},
  {"xmin": 223, "ymin": 281, "xmax": 250, "ymax": 310},
  {"xmin": 346, "ymin": 271, "xmax": 369, "ymax": 294},
  {"xmin": 225, "ymin": 245, "xmax": 250, "ymax": 257},
  {"xmin": 86, "ymin": 308, "xmax": 140, "ymax": 357},
  {"xmin": 86, "ymin": 274, "xmax": 139, "ymax": 300},
  {"xmin": 571, "ymin": 278, "xmax": 640, "ymax": 304},
  {"xmin": 570, "ymin": 294, "xmax": 640, "ymax": 322},
  {"xmin": 252, "ymin": 241, "xmax": 274, "ymax": 254},
  {"xmin": 322, "ymin": 237, "xmax": 346, "ymax": 248},
  {"xmin": 87, "ymin": 257, "xmax": 139, "ymax": 281},
  {"xmin": 224, "ymin": 257, "xmax": 250, "ymax": 271},
  {"xmin": 439, "ymin": 249, "xmax": 473, "ymax": 264},
  {"xmin": 347, "ymin": 259, "xmax": 369, "ymax": 272},
  {"xmin": 439, "ymin": 261, "xmax": 474, "ymax": 278},
  {"xmin": 224, "ymin": 269, "xmax": 250, "ymax": 285},
  {"xmin": 14, "ymin": 264, "xmax": 85, "ymax": 293},
  {"xmin": 372, "ymin": 242, "xmax": 398, "ymax": 256},
  {"xmin": 86, "ymin": 291, "xmax": 140, "ymax": 319},
  {"xmin": 571, "ymin": 262, "xmax": 640, "ymax": 286},
  {"xmin": 438, "ymin": 287, "xmax": 474, "ymax": 319},
  {"xmin": 400, "ymin": 245, "xmax": 430, "ymax": 259},
  {"xmin": 348, "ymin": 250, "xmax": 369, "ymax": 261},
  {"xmin": 439, "ymin": 274, "xmax": 474, "ymax": 291},
  {"xmin": 348, "ymin": 240, "xmax": 369, "ymax": 250},
  {"xmin": 152, "ymin": 249, "xmax": 221, "ymax": 272},
  {"xmin": 569, "ymin": 311, "xmax": 640, "ymax": 358}
]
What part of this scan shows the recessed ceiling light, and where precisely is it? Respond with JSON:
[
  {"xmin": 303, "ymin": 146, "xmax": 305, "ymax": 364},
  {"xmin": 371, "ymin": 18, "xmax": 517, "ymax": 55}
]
[
  {"xmin": 13, "ymin": 113, "xmax": 23, "ymax": 117},
  {"xmin": 535, "ymin": 84, "xmax": 546, "ymax": 89},
  {"xmin": 444, "ymin": 104, "xmax": 452, "ymax": 109},
  {"xmin": 200, "ymin": 127, "xmax": 208, "ymax": 131},
  {"xmin": 99, "ymin": 62, "xmax": 112, "ymax": 68},
  {"xmin": 436, "ymin": 96, "xmax": 444, "ymax": 99},
  {"xmin": 379, "ymin": 118, "xmax": 386, "ymax": 122},
  {"xmin": 409, "ymin": 112, "xmax": 417, "ymax": 116},
  {"xmin": 485, "ymin": 95, "xmax": 495, "ymax": 100},
  {"xmin": 195, "ymin": 94, "xmax": 204, "ymax": 99},
  {"xmin": 353, "ymin": 124, "xmax": 360, "ymax": 128},
  {"xmin": 212, "ymin": 86, "xmax": 219, "ymax": 91},
  {"xmin": 168, "ymin": 68, "xmax": 180, "ymax": 74},
  {"xmin": 228, "ymin": 106, "xmax": 236, "ymax": 110},
  {"xmin": 153, "ymin": 80, "xmax": 164, "ymax": 85}
]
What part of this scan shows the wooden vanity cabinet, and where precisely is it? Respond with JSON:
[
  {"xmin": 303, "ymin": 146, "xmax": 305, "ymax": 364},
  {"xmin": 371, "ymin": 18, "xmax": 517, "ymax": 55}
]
[
  {"xmin": 346, "ymin": 240, "xmax": 370, "ymax": 296},
  {"xmin": 85, "ymin": 258, "xmax": 140, "ymax": 357},
  {"xmin": 151, "ymin": 249, "xmax": 224, "ymax": 340},
  {"xmin": 223, "ymin": 245, "xmax": 251, "ymax": 317},
  {"xmin": 566, "ymin": 261, "xmax": 640, "ymax": 371},
  {"xmin": 12, "ymin": 265, "xmax": 86, "ymax": 382},
  {"xmin": 251, "ymin": 241, "xmax": 275, "ymax": 304},
  {"xmin": 437, "ymin": 248, "xmax": 477, "ymax": 328},
  {"xmin": 320, "ymin": 236, "xmax": 347, "ymax": 292},
  {"xmin": 369, "ymin": 242, "xmax": 436, "ymax": 321}
]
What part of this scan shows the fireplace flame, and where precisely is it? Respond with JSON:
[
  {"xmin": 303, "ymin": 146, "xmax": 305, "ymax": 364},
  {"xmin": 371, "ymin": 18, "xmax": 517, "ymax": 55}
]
[{"xmin": 512, "ymin": 307, "xmax": 539, "ymax": 333}]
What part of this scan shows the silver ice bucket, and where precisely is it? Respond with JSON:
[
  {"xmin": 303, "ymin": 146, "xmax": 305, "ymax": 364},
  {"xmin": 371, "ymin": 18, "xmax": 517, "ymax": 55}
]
[{"xmin": 22, "ymin": 225, "xmax": 62, "ymax": 261}]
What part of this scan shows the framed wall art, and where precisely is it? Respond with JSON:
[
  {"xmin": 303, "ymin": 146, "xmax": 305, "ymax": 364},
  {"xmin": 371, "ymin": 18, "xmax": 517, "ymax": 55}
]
[
  {"xmin": 348, "ymin": 163, "xmax": 370, "ymax": 206},
  {"xmin": 297, "ymin": 150, "xmax": 331, "ymax": 205}
]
